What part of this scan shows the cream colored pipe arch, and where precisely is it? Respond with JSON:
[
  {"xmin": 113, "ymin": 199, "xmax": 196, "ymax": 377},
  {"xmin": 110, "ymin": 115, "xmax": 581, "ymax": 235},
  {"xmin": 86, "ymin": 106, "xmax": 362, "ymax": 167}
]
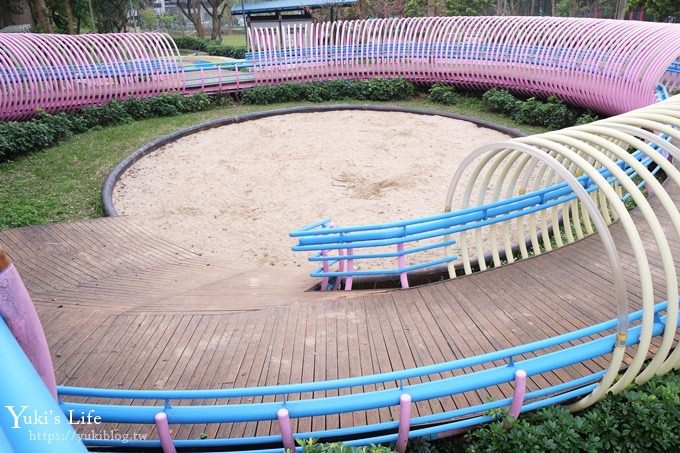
[
  {"xmin": 525, "ymin": 131, "xmax": 674, "ymax": 395},
  {"xmin": 445, "ymin": 94, "xmax": 680, "ymax": 409}
]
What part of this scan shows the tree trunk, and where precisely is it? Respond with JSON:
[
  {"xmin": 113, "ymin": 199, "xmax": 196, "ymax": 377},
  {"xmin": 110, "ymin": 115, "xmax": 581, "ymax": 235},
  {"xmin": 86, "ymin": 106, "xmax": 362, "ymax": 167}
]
[
  {"xmin": 178, "ymin": 1, "xmax": 206, "ymax": 38},
  {"xmin": 357, "ymin": 0, "xmax": 368, "ymax": 18},
  {"xmin": 64, "ymin": 0, "xmax": 75, "ymax": 34},
  {"xmin": 569, "ymin": 0, "xmax": 578, "ymax": 16},
  {"xmin": 194, "ymin": 16, "xmax": 205, "ymax": 38},
  {"xmin": 427, "ymin": 0, "xmax": 435, "ymax": 16},
  {"xmin": 211, "ymin": 11, "xmax": 220, "ymax": 40},
  {"xmin": 530, "ymin": 0, "xmax": 536, "ymax": 15},
  {"xmin": 551, "ymin": 0, "xmax": 556, "ymax": 16},
  {"xmin": 615, "ymin": 0, "xmax": 627, "ymax": 19},
  {"xmin": 32, "ymin": 0, "xmax": 53, "ymax": 32}
]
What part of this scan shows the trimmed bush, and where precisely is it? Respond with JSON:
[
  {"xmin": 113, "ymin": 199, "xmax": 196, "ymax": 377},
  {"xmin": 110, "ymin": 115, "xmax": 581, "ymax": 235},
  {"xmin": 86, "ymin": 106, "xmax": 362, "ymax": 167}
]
[
  {"xmin": 0, "ymin": 81, "xmax": 597, "ymax": 164},
  {"xmin": 296, "ymin": 439, "xmax": 394, "ymax": 452},
  {"xmin": 172, "ymin": 36, "xmax": 247, "ymax": 59},
  {"xmin": 483, "ymin": 91, "xmax": 589, "ymax": 130},
  {"xmin": 481, "ymin": 88, "xmax": 519, "ymax": 115},
  {"xmin": 428, "ymin": 84, "xmax": 459, "ymax": 105},
  {"xmin": 463, "ymin": 369, "xmax": 680, "ymax": 452},
  {"xmin": 364, "ymin": 77, "xmax": 414, "ymax": 101},
  {"xmin": 241, "ymin": 78, "xmax": 416, "ymax": 105},
  {"xmin": 0, "ymin": 93, "xmax": 213, "ymax": 163},
  {"xmin": 512, "ymin": 97, "xmax": 577, "ymax": 130},
  {"xmin": 240, "ymin": 85, "xmax": 280, "ymax": 105},
  {"xmin": 510, "ymin": 97, "xmax": 545, "ymax": 127},
  {"xmin": 576, "ymin": 111, "xmax": 599, "ymax": 125}
]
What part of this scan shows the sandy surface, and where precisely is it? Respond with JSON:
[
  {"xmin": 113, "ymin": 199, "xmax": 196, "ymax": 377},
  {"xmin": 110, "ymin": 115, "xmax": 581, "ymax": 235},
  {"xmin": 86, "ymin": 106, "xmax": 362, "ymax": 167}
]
[{"xmin": 113, "ymin": 110, "xmax": 511, "ymax": 269}]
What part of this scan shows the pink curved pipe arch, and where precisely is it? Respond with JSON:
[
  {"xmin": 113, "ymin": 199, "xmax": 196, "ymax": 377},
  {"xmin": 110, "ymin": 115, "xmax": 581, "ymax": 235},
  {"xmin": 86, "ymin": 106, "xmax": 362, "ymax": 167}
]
[
  {"xmin": 249, "ymin": 17, "xmax": 680, "ymax": 115},
  {"xmin": 1, "ymin": 18, "xmax": 679, "ymax": 120},
  {"xmin": 0, "ymin": 32, "xmax": 182, "ymax": 120}
]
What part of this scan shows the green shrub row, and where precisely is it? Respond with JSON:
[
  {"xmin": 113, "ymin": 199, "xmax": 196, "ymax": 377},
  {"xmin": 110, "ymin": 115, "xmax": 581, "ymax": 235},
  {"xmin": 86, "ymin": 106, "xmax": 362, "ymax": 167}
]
[
  {"xmin": 0, "ymin": 93, "xmax": 212, "ymax": 162},
  {"xmin": 461, "ymin": 369, "xmax": 680, "ymax": 452},
  {"xmin": 241, "ymin": 78, "xmax": 416, "ymax": 104},
  {"xmin": 304, "ymin": 369, "xmax": 680, "ymax": 452},
  {"xmin": 481, "ymin": 88, "xmax": 598, "ymax": 129},
  {"xmin": 171, "ymin": 36, "xmax": 247, "ymax": 59},
  {"xmin": 294, "ymin": 439, "xmax": 394, "ymax": 452},
  {"xmin": 427, "ymin": 84, "xmax": 459, "ymax": 105},
  {"xmin": 0, "ymin": 81, "xmax": 600, "ymax": 164}
]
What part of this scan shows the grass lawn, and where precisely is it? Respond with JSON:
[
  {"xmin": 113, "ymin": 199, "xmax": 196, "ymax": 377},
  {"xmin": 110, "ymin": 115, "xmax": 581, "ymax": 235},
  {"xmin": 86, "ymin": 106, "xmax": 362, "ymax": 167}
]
[
  {"xmin": 221, "ymin": 33, "xmax": 247, "ymax": 47},
  {"xmin": 0, "ymin": 96, "xmax": 546, "ymax": 230}
]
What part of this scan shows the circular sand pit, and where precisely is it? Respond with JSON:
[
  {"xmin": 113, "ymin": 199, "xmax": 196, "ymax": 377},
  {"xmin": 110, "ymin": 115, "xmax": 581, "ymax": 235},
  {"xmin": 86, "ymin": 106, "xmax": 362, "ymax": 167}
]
[{"xmin": 112, "ymin": 109, "xmax": 514, "ymax": 269}]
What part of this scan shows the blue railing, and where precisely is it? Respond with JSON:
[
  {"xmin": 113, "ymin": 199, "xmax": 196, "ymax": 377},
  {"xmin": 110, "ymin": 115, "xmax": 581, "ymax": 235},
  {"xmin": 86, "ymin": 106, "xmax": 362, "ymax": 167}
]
[
  {"xmin": 49, "ymin": 301, "xmax": 674, "ymax": 451},
  {"xmin": 247, "ymin": 43, "xmax": 680, "ymax": 78},
  {"xmin": 0, "ymin": 58, "xmax": 183, "ymax": 83},
  {"xmin": 290, "ymin": 85, "xmax": 673, "ymax": 288},
  {"xmin": 1, "ymin": 54, "xmax": 676, "ymax": 453}
]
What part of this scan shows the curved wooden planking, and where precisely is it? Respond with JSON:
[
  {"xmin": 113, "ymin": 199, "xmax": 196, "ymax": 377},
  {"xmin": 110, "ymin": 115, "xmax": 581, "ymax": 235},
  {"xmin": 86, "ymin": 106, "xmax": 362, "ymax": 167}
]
[
  {"xmin": 1, "ymin": 16, "xmax": 680, "ymax": 450},
  {"xmin": 0, "ymin": 173, "xmax": 677, "ymax": 441}
]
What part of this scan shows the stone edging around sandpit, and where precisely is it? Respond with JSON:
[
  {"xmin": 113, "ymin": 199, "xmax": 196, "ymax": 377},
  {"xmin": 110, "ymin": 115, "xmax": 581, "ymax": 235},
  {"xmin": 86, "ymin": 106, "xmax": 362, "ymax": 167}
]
[{"xmin": 102, "ymin": 104, "xmax": 526, "ymax": 217}]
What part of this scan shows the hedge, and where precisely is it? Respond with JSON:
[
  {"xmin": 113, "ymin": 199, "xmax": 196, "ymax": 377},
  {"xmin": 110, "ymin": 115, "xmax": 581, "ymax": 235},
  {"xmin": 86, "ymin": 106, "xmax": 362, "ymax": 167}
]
[
  {"xmin": 171, "ymin": 36, "xmax": 247, "ymax": 59},
  {"xmin": 274, "ymin": 366, "xmax": 680, "ymax": 453},
  {"xmin": 241, "ymin": 78, "xmax": 416, "ymax": 104},
  {"xmin": 428, "ymin": 84, "xmax": 459, "ymax": 105},
  {"xmin": 1, "ymin": 81, "xmax": 599, "ymax": 163},
  {"xmin": 459, "ymin": 369, "xmax": 680, "ymax": 452},
  {"xmin": 481, "ymin": 88, "xmax": 598, "ymax": 129},
  {"xmin": 0, "ymin": 93, "xmax": 212, "ymax": 163},
  {"xmin": 294, "ymin": 439, "xmax": 394, "ymax": 452}
]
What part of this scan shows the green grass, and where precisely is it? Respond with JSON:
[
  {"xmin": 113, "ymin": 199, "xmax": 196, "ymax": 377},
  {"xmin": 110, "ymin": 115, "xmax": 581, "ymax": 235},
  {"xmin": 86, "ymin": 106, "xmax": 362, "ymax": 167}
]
[
  {"xmin": 0, "ymin": 96, "xmax": 546, "ymax": 230},
  {"xmin": 221, "ymin": 33, "xmax": 247, "ymax": 47}
]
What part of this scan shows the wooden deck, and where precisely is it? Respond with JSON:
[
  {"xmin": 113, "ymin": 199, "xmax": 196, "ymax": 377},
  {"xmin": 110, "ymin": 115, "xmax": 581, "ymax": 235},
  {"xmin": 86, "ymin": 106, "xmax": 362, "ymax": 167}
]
[{"xmin": 1, "ymin": 180, "xmax": 678, "ymax": 442}]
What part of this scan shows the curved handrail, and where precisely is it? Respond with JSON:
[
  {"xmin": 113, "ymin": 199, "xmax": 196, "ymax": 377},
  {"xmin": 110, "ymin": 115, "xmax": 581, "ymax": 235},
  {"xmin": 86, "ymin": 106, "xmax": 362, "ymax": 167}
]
[
  {"xmin": 2, "ymin": 16, "xmax": 680, "ymax": 453},
  {"xmin": 51, "ymin": 86, "xmax": 680, "ymax": 452}
]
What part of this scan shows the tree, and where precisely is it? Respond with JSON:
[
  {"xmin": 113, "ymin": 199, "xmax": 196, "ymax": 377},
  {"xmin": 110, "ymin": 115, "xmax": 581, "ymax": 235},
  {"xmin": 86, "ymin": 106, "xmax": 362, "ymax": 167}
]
[
  {"xmin": 447, "ymin": 0, "xmax": 494, "ymax": 15},
  {"xmin": 92, "ymin": 0, "xmax": 129, "ymax": 32},
  {"xmin": 367, "ymin": 0, "xmax": 407, "ymax": 16},
  {"xmin": 159, "ymin": 12, "xmax": 175, "ymax": 30},
  {"xmin": 427, "ymin": 0, "xmax": 445, "ymax": 15},
  {"xmin": 46, "ymin": 0, "xmax": 76, "ymax": 33},
  {"xmin": 628, "ymin": 0, "xmax": 680, "ymax": 21},
  {"xmin": 27, "ymin": 0, "xmax": 53, "ymax": 32},
  {"xmin": 204, "ymin": 0, "xmax": 231, "ymax": 40},
  {"xmin": 404, "ymin": 0, "xmax": 426, "ymax": 16},
  {"xmin": 177, "ymin": 0, "xmax": 205, "ymax": 37},
  {"xmin": 140, "ymin": 8, "xmax": 157, "ymax": 30}
]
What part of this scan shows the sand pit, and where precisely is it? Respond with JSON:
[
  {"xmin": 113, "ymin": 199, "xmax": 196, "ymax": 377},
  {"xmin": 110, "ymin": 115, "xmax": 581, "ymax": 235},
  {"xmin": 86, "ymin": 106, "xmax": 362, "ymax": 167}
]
[{"xmin": 113, "ymin": 110, "xmax": 512, "ymax": 269}]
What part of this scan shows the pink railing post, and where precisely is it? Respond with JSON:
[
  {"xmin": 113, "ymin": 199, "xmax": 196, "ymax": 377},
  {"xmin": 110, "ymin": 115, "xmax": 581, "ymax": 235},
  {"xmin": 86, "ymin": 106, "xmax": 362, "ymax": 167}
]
[
  {"xmin": 333, "ymin": 248, "xmax": 345, "ymax": 290},
  {"xmin": 154, "ymin": 412, "xmax": 176, "ymax": 453},
  {"xmin": 0, "ymin": 248, "xmax": 58, "ymax": 399},
  {"xmin": 396, "ymin": 393, "xmax": 412, "ymax": 453},
  {"xmin": 396, "ymin": 243, "xmax": 409, "ymax": 288},
  {"xmin": 345, "ymin": 248, "xmax": 354, "ymax": 291},
  {"xmin": 277, "ymin": 408, "xmax": 296, "ymax": 451},
  {"xmin": 320, "ymin": 249, "xmax": 330, "ymax": 291},
  {"xmin": 508, "ymin": 369, "xmax": 527, "ymax": 420}
]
